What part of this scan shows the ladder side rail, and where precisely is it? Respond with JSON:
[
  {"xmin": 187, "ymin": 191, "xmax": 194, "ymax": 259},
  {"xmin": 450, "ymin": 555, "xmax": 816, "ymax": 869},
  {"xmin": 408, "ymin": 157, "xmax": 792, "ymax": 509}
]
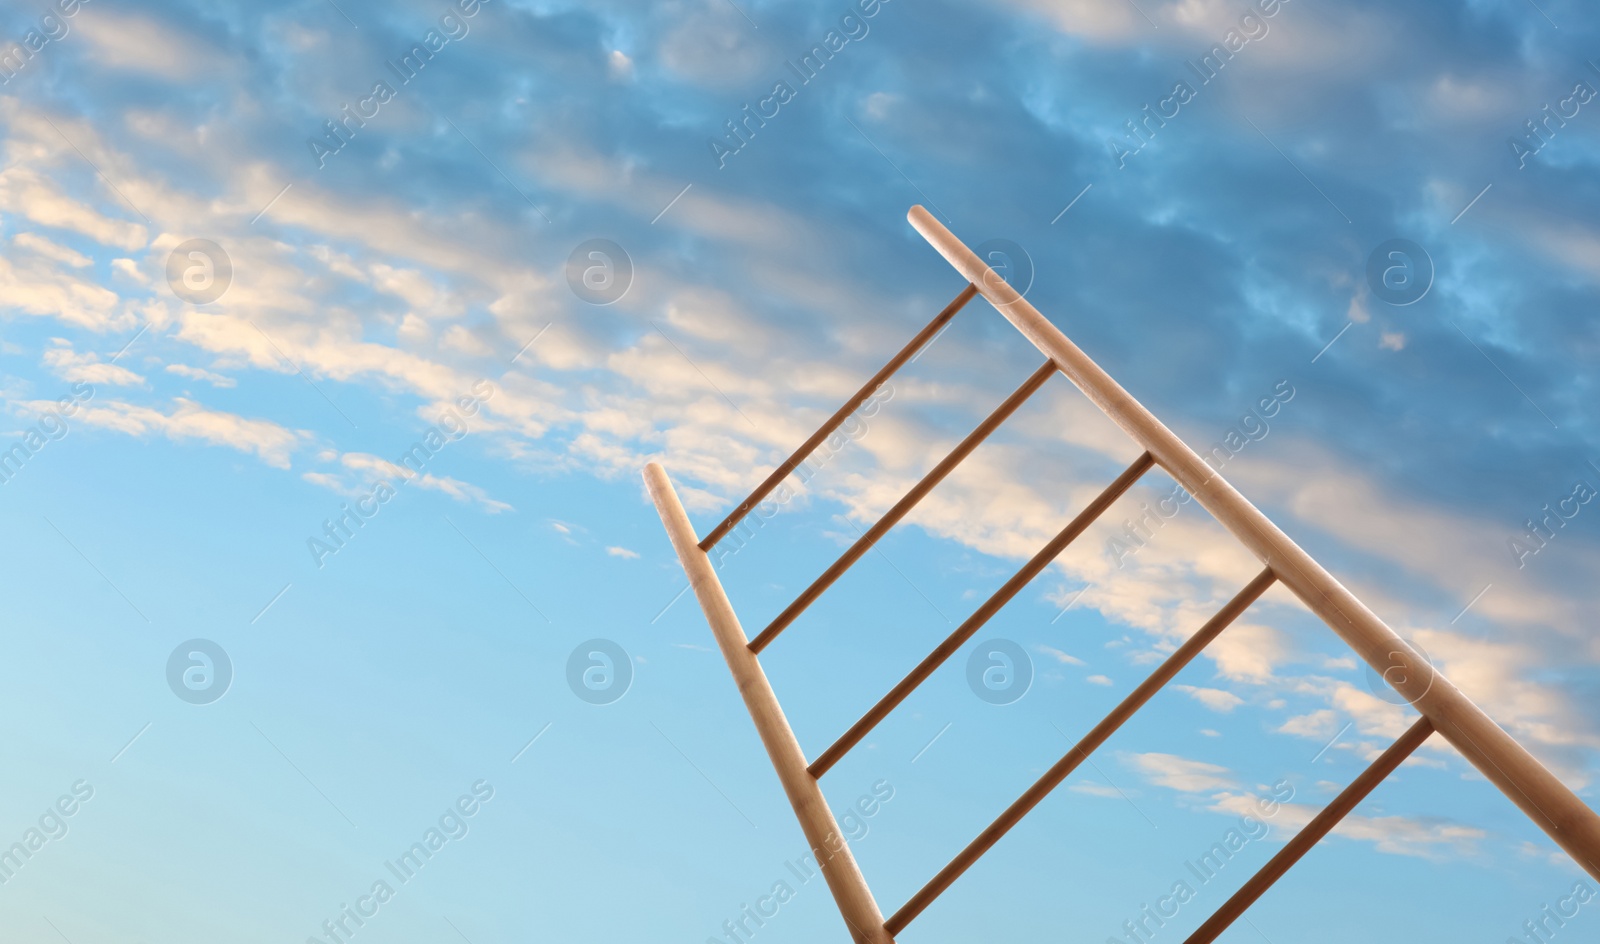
[
  {"xmin": 906, "ymin": 204, "xmax": 1600, "ymax": 882},
  {"xmin": 645, "ymin": 462, "xmax": 896, "ymax": 944}
]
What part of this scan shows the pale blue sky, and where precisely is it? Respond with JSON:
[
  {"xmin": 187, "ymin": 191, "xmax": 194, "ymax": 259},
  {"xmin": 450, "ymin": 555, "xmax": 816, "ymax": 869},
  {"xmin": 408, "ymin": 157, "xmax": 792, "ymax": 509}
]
[{"xmin": 1, "ymin": 0, "xmax": 1599, "ymax": 942}]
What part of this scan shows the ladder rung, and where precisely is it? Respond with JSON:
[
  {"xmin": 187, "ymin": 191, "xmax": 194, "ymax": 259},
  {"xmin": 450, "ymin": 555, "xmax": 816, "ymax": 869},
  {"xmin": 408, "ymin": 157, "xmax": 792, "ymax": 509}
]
[
  {"xmin": 807, "ymin": 451, "xmax": 1157, "ymax": 779},
  {"xmin": 698, "ymin": 283, "xmax": 980, "ymax": 552},
  {"xmin": 748, "ymin": 359, "xmax": 1058, "ymax": 654},
  {"xmin": 884, "ymin": 566, "xmax": 1278, "ymax": 936},
  {"xmin": 1183, "ymin": 715, "xmax": 1435, "ymax": 944}
]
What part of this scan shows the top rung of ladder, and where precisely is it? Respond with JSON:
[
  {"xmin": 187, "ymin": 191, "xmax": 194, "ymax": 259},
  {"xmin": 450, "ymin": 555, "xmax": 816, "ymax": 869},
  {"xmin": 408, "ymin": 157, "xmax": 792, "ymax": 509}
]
[{"xmin": 698, "ymin": 282, "xmax": 980, "ymax": 553}]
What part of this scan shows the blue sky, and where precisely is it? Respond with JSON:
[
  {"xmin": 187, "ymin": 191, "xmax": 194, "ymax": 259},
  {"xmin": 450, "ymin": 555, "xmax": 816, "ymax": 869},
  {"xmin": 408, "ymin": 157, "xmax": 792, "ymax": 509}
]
[{"xmin": 2, "ymin": 0, "xmax": 1599, "ymax": 941}]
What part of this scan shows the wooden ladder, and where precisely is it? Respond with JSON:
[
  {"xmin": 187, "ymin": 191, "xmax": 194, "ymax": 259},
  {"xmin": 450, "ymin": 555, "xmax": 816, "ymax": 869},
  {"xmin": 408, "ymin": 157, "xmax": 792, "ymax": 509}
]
[{"xmin": 644, "ymin": 206, "xmax": 1600, "ymax": 943}]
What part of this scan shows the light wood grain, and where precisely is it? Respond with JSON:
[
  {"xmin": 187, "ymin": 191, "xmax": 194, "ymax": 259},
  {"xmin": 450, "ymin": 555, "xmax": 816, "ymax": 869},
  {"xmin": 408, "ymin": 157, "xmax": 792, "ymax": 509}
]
[{"xmin": 645, "ymin": 462, "xmax": 896, "ymax": 944}]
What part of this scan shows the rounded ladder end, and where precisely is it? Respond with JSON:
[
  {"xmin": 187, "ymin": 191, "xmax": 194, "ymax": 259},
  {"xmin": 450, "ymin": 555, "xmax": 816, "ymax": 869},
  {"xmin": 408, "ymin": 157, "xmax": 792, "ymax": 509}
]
[{"xmin": 642, "ymin": 461, "xmax": 672, "ymax": 501}]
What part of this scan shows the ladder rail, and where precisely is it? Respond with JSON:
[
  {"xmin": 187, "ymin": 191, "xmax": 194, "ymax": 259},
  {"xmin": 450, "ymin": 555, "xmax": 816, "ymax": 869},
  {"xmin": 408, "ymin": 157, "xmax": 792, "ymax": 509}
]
[
  {"xmin": 645, "ymin": 462, "xmax": 896, "ymax": 944},
  {"xmin": 906, "ymin": 204, "xmax": 1600, "ymax": 883}
]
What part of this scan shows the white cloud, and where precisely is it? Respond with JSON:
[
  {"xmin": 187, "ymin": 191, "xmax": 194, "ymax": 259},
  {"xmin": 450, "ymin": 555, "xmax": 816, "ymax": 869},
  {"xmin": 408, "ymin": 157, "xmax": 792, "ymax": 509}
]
[
  {"xmin": 42, "ymin": 341, "xmax": 143, "ymax": 386},
  {"xmin": 112, "ymin": 258, "xmax": 149, "ymax": 284},
  {"xmin": 1278, "ymin": 708, "xmax": 1341, "ymax": 739},
  {"xmin": 998, "ymin": 0, "xmax": 1147, "ymax": 41},
  {"xmin": 608, "ymin": 50, "xmax": 634, "ymax": 80},
  {"xmin": 165, "ymin": 364, "xmax": 237, "ymax": 388},
  {"xmin": 1036, "ymin": 644, "xmax": 1086, "ymax": 666},
  {"xmin": 657, "ymin": 3, "xmax": 769, "ymax": 87},
  {"xmin": 322, "ymin": 452, "xmax": 513, "ymax": 513},
  {"xmin": 606, "ymin": 546, "xmax": 639, "ymax": 559},
  {"xmin": 1069, "ymin": 781, "xmax": 1129, "ymax": 799},
  {"xmin": 1208, "ymin": 791, "xmax": 1485, "ymax": 860},
  {"xmin": 13, "ymin": 233, "xmax": 90, "ymax": 267},
  {"xmin": 0, "ymin": 233, "xmax": 129, "ymax": 331},
  {"xmin": 406, "ymin": 472, "xmax": 513, "ymax": 512},
  {"xmin": 1206, "ymin": 620, "xmax": 1290, "ymax": 682},
  {"xmin": 0, "ymin": 148, "xmax": 147, "ymax": 251},
  {"xmin": 69, "ymin": 398, "xmax": 307, "ymax": 469},
  {"xmin": 1128, "ymin": 752, "xmax": 1237, "ymax": 793},
  {"xmin": 74, "ymin": 11, "xmax": 231, "ymax": 81},
  {"xmin": 1175, "ymin": 685, "xmax": 1245, "ymax": 712}
]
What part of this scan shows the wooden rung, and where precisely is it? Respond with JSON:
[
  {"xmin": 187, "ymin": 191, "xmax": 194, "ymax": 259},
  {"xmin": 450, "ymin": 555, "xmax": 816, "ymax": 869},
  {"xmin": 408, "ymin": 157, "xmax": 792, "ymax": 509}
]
[
  {"xmin": 884, "ymin": 567, "xmax": 1278, "ymax": 936},
  {"xmin": 748, "ymin": 360, "xmax": 1057, "ymax": 654},
  {"xmin": 1182, "ymin": 715, "xmax": 1435, "ymax": 944},
  {"xmin": 807, "ymin": 451, "xmax": 1157, "ymax": 779},
  {"xmin": 699, "ymin": 283, "xmax": 980, "ymax": 552}
]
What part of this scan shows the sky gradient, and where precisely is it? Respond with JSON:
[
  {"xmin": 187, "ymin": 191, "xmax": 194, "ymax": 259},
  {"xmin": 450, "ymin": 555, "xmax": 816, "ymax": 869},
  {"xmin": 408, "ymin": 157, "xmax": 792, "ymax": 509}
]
[{"xmin": 2, "ymin": 0, "xmax": 1599, "ymax": 942}]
